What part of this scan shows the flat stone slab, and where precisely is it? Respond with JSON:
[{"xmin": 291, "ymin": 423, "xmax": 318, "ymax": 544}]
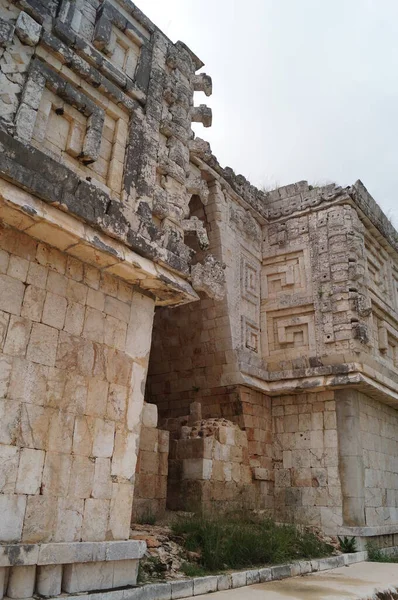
[{"xmin": 183, "ymin": 562, "xmax": 398, "ymax": 599}]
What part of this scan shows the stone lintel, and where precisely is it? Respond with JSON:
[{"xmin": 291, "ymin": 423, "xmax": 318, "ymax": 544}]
[
  {"xmin": 0, "ymin": 179, "xmax": 199, "ymax": 308},
  {"xmin": 338, "ymin": 525, "xmax": 398, "ymax": 537},
  {"xmin": 239, "ymin": 362, "xmax": 398, "ymax": 407},
  {"xmin": 0, "ymin": 541, "xmax": 146, "ymax": 568}
]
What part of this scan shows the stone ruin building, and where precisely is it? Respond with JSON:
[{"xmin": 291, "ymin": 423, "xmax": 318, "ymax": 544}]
[{"xmin": 0, "ymin": 0, "xmax": 398, "ymax": 597}]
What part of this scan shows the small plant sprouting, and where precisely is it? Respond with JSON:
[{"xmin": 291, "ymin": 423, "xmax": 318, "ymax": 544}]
[
  {"xmin": 137, "ymin": 508, "xmax": 157, "ymax": 526},
  {"xmin": 338, "ymin": 535, "xmax": 357, "ymax": 553},
  {"xmin": 192, "ymin": 385, "xmax": 200, "ymax": 392}
]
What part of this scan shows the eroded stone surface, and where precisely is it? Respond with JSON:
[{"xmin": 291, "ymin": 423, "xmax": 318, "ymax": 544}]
[{"xmin": 0, "ymin": 3, "xmax": 398, "ymax": 598}]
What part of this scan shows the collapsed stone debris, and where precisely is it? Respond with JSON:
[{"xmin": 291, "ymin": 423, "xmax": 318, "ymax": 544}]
[{"xmin": 0, "ymin": 0, "xmax": 398, "ymax": 598}]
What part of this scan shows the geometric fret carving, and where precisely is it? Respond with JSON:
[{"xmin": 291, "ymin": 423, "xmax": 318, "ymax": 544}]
[
  {"xmin": 365, "ymin": 239, "xmax": 391, "ymax": 305},
  {"xmin": 17, "ymin": 59, "xmax": 105, "ymax": 163},
  {"xmin": 262, "ymin": 249, "xmax": 309, "ymax": 301},
  {"xmin": 19, "ymin": 59, "xmax": 128, "ymax": 196},
  {"xmin": 241, "ymin": 254, "xmax": 260, "ymax": 305},
  {"xmin": 242, "ymin": 316, "xmax": 260, "ymax": 353},
  {"xmin": 378, "ymin": 320, "xmax": 398, "ymax": 368},
  {"xmin": 263, "ymin": 306, "xmax": 316, "ymax": 359}
]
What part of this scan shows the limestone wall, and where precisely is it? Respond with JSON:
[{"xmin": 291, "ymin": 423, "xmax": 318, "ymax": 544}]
[
  {"xmin": 0, "ymin": 222, "xmax": 154, "ymax": 543},
  {"xmin": 360, "ymin": 394, "xmax": 398, "ymax": 526},
  {"xmin": 132, "ymin": 403, "xmax": 169, "ymax": 522},
  {"xmin": 273, "ymin": 391, "xmax": 342, "ymax": 534}
]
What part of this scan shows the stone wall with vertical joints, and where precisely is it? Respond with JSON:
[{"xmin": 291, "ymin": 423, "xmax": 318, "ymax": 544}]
[{"xmin": 0, "ymin": 221, "xmax": 155, "ymax": 544}]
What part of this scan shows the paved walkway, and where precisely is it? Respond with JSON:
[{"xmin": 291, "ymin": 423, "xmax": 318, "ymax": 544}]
[{"xmin": 186, "ymin": 562, "xmax": 398, "ymax": 599}]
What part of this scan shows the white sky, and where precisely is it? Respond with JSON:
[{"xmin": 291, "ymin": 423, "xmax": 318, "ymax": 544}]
[{"xmin": 141, "ymin": 0, "xmax": 398, "ymax": 225}]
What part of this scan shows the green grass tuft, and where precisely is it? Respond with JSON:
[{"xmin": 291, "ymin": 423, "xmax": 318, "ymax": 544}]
[
  {"xmin": 367, "ymin": 542, "xmax": 398, "ymax": 563},
  {"xmin": 172, "ymin": 512, "xmax": 333, "ymax": 572}
]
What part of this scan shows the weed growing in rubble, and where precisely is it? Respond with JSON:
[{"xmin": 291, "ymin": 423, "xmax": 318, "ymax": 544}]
[
  {"xmin": 367, "ymin": 542, "xmax": 398, "ymax": 563},
  {"xmin": 137, "ymin": 509, "xmax": 157, "ymax": 526},
  {"xmin": 181, "ymin": 562, "xmax": 209, "ymax": 577},
  {"xmin": 172, "ymin": 512, "xmax": 333, "ymax": 572}
]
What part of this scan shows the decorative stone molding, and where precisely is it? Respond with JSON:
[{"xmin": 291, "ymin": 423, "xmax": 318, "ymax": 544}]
[
  {"xmin": 16, "ymin": 58, "xmax": 105, "ymax": 163},
  {"xmin": 181, "ymin": 217, "xmax": 210, "ymax": 250},
  {"xmin": 230, "ymin": 204, "xmax": 261, "ymax": 242},
  {"xmin": 191, "ymin": 254, "xmax": 226, "ymax": 301},
  {"xmin": 0, "ymin": 540, "xmax": 145, "ymax": 597}
]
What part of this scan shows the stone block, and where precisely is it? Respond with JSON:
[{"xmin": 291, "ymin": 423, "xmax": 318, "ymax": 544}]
[
  {"xmin": 0, "ymin": 399, "xmax": 21, "ymax": 445},
  {"xmin": 125, "ymin": 292, "xmax": 155, "ymax": 361},
  {"xmin": 258, "ymin": 567, "xmax": 272, "ymax": 582},
  {"xmin": 22, "ymin": 495, "xmax": 57, "ymax": 544},
  {"xmin": 107, "ymin": 383, "xmax": 128, "ymax": 420},
  {"xmin": 93, "ymin": 418, "xmax": 115, "ymax": 458},
  {"xmin": 299, "ymin": 561, "xmax": 312, "ymax": 574},
  {"xmin": 54, "ymin": 498, "xmax": 84, "ymax": 543},
  {"xmin": 42, "ymin": 292, "xmax": 67, "ymax": 329},
  {"xmin": 0, "ymin": 545, "xmax": 38, "ymax": 568},
  {"xmin": 87, "ymin": 378, "xmax": 109, "ymax": 417},
  {"xmin": 68, "ymin": 455, "xmax": 94, "ymax": 499},
  {"xmin": 26, "ymin": 263, "xmax": 48, "ymax": 289},
  {"xmin": 217, "ymin": 574, "xmax": 231, "ymax": 591},
  {"xmin": 158, "ymin": 430, "xmax": 170, "ymax": 454},
  {"xmin": 142, "ymin": 403, "xmax": 158, "ymax": 428},
  {"xmin": 113, "ymin": 559, "xmax": 139, "ymax": 587},
  {"xmin": 105, "ymin": 541, "xmax": 146, "ymax": 562},
  {"xmin": 129, "ymin": 582, "xmax": 171, "ymax": 599},
  {"xmin": 104, "ymin": 296, "xmax": 130, "ymax": 324},
  {"xmin": 231, "ymin": 571, "xmax": 246, "ymax": 588},
  {"xmin": 0, "ymin": 17, "xmax": 14, "ymax": 46},
  {"xmin": 87, "ymin": 288, "xmax": 105, "ymax": 312},
  {"xmin": 7, "ymin": 256, "xmax": 29, "ymax": 282},
  {"xmin": 3, "ymin": 315, "xmax": 31, "ymax": 356},
  {"xmin": 64, "ymin": 301, "xmax": 85, "ymax": 336},
  {"xmin": 0, "ymin": 494, "xmax": 26, "ymax": 543},
  {"xmin": 15, "ymin": 11, "xmax": 41, "ymax": 46},
  {"xmin": 21, "ymin": 285, "xmax": 46, "ymax": 322},
  {"xmin": 126, "ymin": 362, "xmax": 146, "ymax": 431},
  {"xmin": 171, "ymin": 579, "xmax": 193, "ymax": 598},
  {"xmin": 42, "ymin": 452, "xmax": 72, "ymax": 497},
  {"xmin": 0, "ymin": 444, "xmax": 19, "ymax": 494},
  {"xmin": 193, "ymin": 575, "xmax": 218, "ymax": 595},
  {"xmin": 81, "ymin": 498, "xmax": 109, "ymax": 541},
  {"xmin": 0, "ymin": 357, "xmax": 12, "ymax": 399},
  {"xmin": 62, "ymin": 561, "xmax": 114, "ymax": 593},
  {"xmin": 108, "ymin": 483, "xmax": 134, "ymax": 540},
  {"xmin": 7, "ymin": 565, "xmax": 36, "ymax": 598},
  {"xmin": 182, "ymin": 459, "xmax": 212, "ymax": 480},
  {"xmin": 72, "ymin": 416, "xmax": 93, "ymax": 456},
  {"xmin": 246, "ymin": 569, "xmax": 260, "ymax": 585},
  {"xmin": 26, "ymin": 322, "xmax": 58, "ymax": 367},
  {"xmin": 0, "ymin": 567, "xmax": 6, "ymax": 600},
  {"xmin": 271, "ymin": 564, "xmax": 292, "ymax": 580},
  {"xmin": 37, "ymin": 564, "xmax": 62, "ymax": 597},
  {"xmin": 92, "ymin": 457, "xmax": 113, "ymax": 499},
  {"xmin": 0, "ymin": 274, "xmax": 25, "ymax": 315},
  {"xmin": 38, "ymin": 542, "xmax": 97, "ymax": 565}
]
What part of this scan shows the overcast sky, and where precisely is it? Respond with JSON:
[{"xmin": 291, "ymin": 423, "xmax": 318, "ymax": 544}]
[{"xmin": 142, "ymin": 0, "xmax": 398, "ymax": 225}]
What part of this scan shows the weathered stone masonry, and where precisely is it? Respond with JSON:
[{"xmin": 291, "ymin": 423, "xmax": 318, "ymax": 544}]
[
  {"xmin": 0, "ymin": 0, "xmax": 221, "ymax": 597},
  {"xmin": 1, "ymin": 1, "xmax": 398, "ymax": 597}
]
